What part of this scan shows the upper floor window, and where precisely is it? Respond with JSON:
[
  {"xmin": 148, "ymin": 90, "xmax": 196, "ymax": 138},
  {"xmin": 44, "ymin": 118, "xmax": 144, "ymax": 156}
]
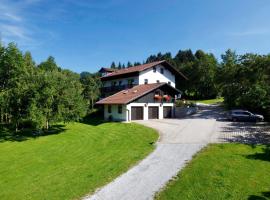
[
  {"xmin": 111, "ymin": 81, "xmax": 117, "ymax": 87},
  {"xmin": 128, "ymin": 79, "xmax": 134, "ymax": 87},
  {"xmin": 153, "ymin": 67, "xmax": 156, "ymax": 73},
  {"xmin": 160, "ymin": 68, "xmax": 164, "ymax": 74},
  {"xmin": 108, "ymin": 105, "xmax": 112, "ymax": 113},
  {"xmin": 168, "ymin": 81, "xmax": 171, "ymax": 85},
  {"xmin": 156, "ymin": 80, "xmax": 160, "ymax": 83},
  {"xmin": 119, "ymin": 81, "xmax": 122, "ymax": 86},
  {"xmin": 144, "ymin": 79, "xmax": 148, "ymax": 84},
  {"xmin": 118, "ymin": 105, "xmax": 122, "ymax": 114}
]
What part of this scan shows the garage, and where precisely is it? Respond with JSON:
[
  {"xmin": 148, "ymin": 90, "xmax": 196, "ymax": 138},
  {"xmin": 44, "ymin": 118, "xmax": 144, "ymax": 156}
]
[
  {"xmin": 131, "ymin": 107, "xmax": 144, "ymax": 120},
  {"xmin": 148, "ymin": 106, "xmax": 159, "ymax": 119},
  {"xmin": 163, "ymin": 106, "xmax": 172, "ymax": 118}
]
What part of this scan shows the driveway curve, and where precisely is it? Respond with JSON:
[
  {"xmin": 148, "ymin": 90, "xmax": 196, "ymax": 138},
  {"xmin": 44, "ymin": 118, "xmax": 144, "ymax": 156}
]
[{"xmin": 83, "ymin": 106, "xmax": 221, "ymax": 200}]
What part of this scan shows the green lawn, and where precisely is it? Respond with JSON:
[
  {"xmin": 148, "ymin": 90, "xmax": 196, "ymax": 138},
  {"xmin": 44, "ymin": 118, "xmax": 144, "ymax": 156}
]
[
  {"xmin": 156, "ymin": 144, "xmax": 270, "ymax": 200},
  {"xmin": 0, "ymin": 121, "xmax": 158, "ymax": 200},
  {"xmin": 191, "ymin": 97, "xmax": 224, "ymax": 105}
]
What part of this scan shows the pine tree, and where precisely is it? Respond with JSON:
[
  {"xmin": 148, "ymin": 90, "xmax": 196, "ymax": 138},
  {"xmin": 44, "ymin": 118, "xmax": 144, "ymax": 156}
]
[
  {"xmin": 111, "ymin": 62, "xmax": 116, "ymax": 69},
  {"xmin": 117, "ymin": 62, "xmax": 122, "ymax": 69}
]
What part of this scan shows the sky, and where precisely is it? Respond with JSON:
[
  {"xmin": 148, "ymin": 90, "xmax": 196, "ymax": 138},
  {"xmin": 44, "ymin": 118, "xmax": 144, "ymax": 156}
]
[{"xmin": 0, "ymin": 0, "xmax": 270, "ymax": 73}]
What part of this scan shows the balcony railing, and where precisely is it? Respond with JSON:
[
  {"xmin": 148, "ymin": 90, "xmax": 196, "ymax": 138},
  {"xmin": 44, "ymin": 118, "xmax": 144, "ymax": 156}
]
[{"xmin": 101, "ymin": 84, "xmax": 137, "ymax": 94}]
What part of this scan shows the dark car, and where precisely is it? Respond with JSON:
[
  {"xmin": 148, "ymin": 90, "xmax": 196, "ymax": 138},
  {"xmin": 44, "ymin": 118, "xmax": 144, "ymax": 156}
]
[{"xmin": 227, "ymin": 109, "xmax": 264, "ymax": 122}]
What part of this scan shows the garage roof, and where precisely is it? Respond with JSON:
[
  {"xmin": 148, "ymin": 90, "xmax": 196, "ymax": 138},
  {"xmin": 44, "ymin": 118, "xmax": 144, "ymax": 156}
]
[{"xmin": 96, "ymin": 83, "xmax": 180, "ymax": 105}]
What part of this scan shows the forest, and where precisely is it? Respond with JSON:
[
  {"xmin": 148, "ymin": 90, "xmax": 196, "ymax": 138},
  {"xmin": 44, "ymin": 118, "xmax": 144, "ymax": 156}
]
[{"xmin": 0, "ymin": 42, "xmax": 269, "ymax": 132}]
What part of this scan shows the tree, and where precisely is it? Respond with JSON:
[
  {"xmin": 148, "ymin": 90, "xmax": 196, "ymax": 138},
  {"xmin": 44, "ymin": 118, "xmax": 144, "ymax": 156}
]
[
  {"xmin": 134, "ymin": 62, "xmax": 141, "ymax": 66},
  {"xmin": 111, "ymin": 62, "xmax": 116, "ymax": 69},
  {"xmin": 80, "ymin": 73, "xmax": 101, "ymax": 112},
  {"xmin": 127, "ymin": 61, "xmax": 133, "ymax": 68},
  {"xmin": 117, "ymin": 62, "xmax": 122, "ymax": 69},
  {"xmin": 38, "ymin": 56, "xmax": 59, "ymax": 71}
]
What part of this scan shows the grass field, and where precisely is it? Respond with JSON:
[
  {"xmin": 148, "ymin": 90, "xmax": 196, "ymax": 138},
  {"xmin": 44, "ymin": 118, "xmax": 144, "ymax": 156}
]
[
  {"xmin": 156, "ymin": 144, "xmax": 270, "ymax": 200},
  {"xmin": 191, "ymin": 97, "xmax": 224, "ymax": 105},
  {"xmin": 0, "ymin": 121, "xmax": 158, "ymax": 200}
]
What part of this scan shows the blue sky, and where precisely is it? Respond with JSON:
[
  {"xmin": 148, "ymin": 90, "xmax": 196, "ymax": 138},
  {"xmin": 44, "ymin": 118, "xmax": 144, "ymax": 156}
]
[{"xmin": 0, "ymin": 0, "xmax": 270, "ymax": 73}]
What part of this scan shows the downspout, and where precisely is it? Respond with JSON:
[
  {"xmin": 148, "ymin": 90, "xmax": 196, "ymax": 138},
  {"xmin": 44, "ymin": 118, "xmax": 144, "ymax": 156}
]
[{"xmin": 126, "ymin": 109, "xmax": 130, "ymax": 122}]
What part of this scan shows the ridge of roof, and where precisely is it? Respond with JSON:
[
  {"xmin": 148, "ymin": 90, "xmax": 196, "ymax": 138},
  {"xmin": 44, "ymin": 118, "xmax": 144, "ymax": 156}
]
[{"xmin": 100, "ymin": 60, "xmax": 188, "ymax": 80}]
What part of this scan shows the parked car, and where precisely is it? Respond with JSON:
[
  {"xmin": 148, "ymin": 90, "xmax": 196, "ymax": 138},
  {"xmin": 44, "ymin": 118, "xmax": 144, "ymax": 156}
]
[{"xmin": 227, "ymin": 109, "xmax": 264, "ymax": 122}]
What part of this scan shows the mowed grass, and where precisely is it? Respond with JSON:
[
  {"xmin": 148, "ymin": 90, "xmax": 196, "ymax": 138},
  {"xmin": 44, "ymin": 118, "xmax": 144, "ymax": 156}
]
[
  {"xmin": 191, "ymin": 97, "xmax": 224, "ymax": 105},
  {"xmin": 156, "ymin": 144, "xmax": 270, "ymax": 200},
  {"xmin": 0, "ymin": 121, "xmax": 158, "ymax": 200}
]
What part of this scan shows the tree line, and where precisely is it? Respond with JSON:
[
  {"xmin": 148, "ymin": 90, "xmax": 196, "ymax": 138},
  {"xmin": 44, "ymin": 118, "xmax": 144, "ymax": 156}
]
[{"xmin": 0, "ymin": 42, "xmax": 100, "ymax": 132}]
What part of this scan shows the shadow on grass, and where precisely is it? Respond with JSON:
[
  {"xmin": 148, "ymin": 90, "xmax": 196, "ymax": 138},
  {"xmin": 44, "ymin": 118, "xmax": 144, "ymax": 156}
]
[
  {"xmin": 245, "ymin": 144, "xmax": 270, "ymax": 162},
  {"xmin": 0, "ymin": 124, "xmax": 66, "ymax": 143},
  {"xmin": 81, "ymin": 110, "xmax": 107, "ymax": 126},
  {"xmin": 248, "ymin": 191, "xmax": 270, "ymax": 200}
]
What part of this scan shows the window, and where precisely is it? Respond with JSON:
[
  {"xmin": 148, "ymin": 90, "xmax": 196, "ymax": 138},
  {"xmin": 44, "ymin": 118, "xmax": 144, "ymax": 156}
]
[
  {"xmin": 168, "ymin": 81, "xmax": 171, "ymax": 85},
  {"xmin": 156, "ymin": 80, "xmax": 160, "ymax": 83},
  {"xmin": 119, "ymin": 81, "xmax": 122, "ymax": 86},
  {"xmin": 118, "ymin": 105, "xmax": 122, "ymax": 114},
  {"xmin": 153, "ymin": 67, "xmax": 156, "ymax": 73},
  {"xmin": 108, "ymin": 105, "xmax": 112, "ymax": 113},
  {"xmin": 144, "ymin": 79, "xmax": 148, "ymax": 84},
  {"xmin": 160, "ymin": 68, "xmax": 164, "ymax": 74},
  {"xmin": 128, "ymin": 79, "xmax": 134, "ymax": 87},
  {"xmin": 111, "ymin": 81, "xmax": 117, "ymax": 87}
]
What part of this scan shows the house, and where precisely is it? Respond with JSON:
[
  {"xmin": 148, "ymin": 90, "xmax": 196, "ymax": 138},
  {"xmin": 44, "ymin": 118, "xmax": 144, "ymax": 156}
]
[{"xmin": 96, "ymin": 60, "xmax": 187, "ymax": 121}]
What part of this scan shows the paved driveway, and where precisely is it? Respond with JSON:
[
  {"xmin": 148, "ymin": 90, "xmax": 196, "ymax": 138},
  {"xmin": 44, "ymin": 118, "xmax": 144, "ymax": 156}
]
[{"xmin": 83, "ymin": 106, "xmax": 270, "ymax": 200}]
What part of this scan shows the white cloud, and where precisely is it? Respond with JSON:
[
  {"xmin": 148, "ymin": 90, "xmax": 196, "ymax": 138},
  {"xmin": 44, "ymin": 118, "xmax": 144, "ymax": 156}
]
[{"xmin": 0, "ymin": 0, "xmax": 42, "ymax": 46}]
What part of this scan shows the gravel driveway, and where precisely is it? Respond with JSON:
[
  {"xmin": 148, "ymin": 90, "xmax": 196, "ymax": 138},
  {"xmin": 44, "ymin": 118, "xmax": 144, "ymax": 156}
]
[{"xmin": 83, "ymin": 105, "xmax": 270, "ymax": 200}]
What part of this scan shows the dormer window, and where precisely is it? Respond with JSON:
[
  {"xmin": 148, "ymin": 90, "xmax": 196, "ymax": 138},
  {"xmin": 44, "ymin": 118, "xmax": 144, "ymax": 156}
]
[
  {"xmin": 153, "ymin": 67, "xmax": 156, "ymax": 73},
  {"xmin": 160, "ymin": 68, "xmax": 164, "ymax": 74},
  {"xmin": 144, "ymin": 79, "xmax": 148, "ymax": 84}
]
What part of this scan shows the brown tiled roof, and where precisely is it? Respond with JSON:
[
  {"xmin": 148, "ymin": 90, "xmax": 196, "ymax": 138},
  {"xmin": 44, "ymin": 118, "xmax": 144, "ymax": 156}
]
[
  {"xmin": 96, "ymin": 83, "xmax": 168, "ymax": 104},
  {"xmin": 100, "ymin": 60, "xmax": 188, "ymax": 80}
]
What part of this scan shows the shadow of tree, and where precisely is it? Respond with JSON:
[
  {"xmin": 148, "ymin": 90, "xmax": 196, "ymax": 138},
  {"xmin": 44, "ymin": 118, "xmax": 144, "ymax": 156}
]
[
  {"xmin": 245, "ymin": 144, "xmax": 270, "ymax": 162},
  {"xmin": 219, "ymin": 122, "xmax": 270, "ymax": 145},
  {"xmin": 81, "ymin": 110, "xmax": 108, "ymax": 126},
  {"xmin": 248, "ymin": 191, "xmax": 270, "ymax": 200},
  {"xmin": 0, "ymin": 124, "xmax": 66, "ymax": 143}
]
